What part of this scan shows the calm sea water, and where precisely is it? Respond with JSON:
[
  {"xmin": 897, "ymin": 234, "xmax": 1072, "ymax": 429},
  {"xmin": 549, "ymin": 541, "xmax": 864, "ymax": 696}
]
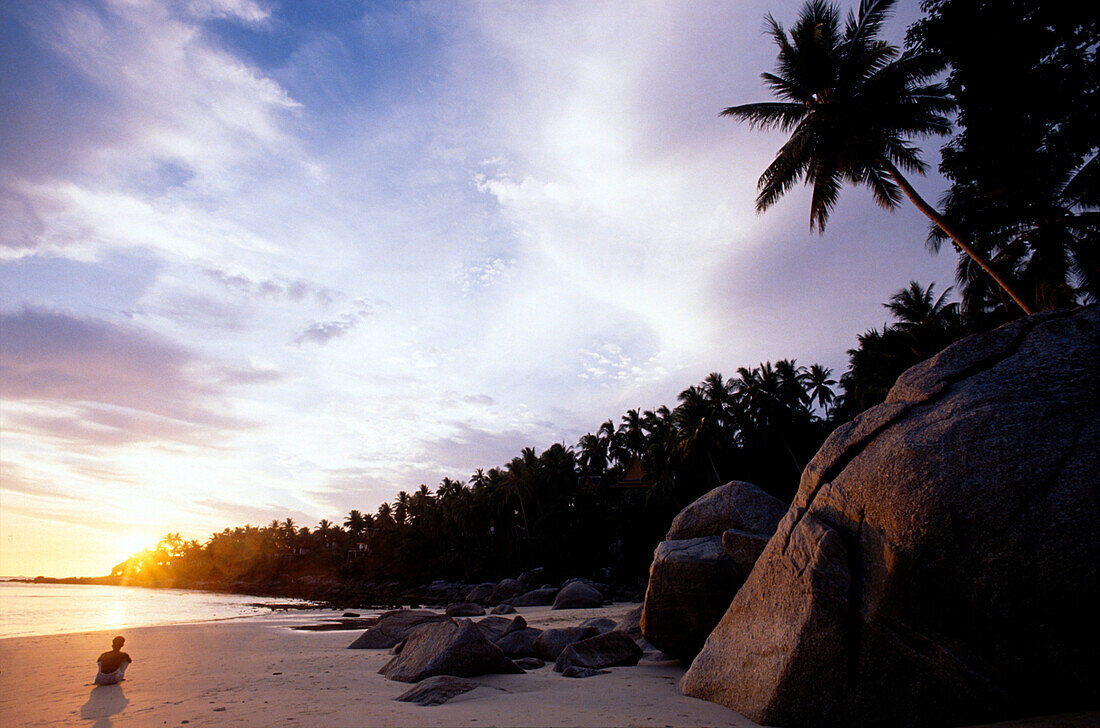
[{"xmin": 0, "ymin": 581, "xmax": 305, "ymax": 638}]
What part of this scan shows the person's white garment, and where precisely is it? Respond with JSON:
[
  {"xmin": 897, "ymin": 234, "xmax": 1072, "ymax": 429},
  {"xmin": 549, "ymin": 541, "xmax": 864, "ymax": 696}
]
[{"xmin": 94, "ymin": 662, "xmax": 128, "ymax": 685}]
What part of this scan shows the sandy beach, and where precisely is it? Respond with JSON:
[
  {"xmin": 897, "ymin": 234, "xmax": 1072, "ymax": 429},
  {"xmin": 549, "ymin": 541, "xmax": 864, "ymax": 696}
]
[
  {"xmin": 3, "ymin": 601, "xmax": 1097, "ymax": 728},
  {"xmin": 0, "ymin": 602, "xmax": 754, "ymax": 728}
]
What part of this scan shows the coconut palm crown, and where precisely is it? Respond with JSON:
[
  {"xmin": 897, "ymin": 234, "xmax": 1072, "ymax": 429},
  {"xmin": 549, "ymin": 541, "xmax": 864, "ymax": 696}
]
[{"xmin": 725, "ymin": 0, "xmax": 1034, "ymax": 314}]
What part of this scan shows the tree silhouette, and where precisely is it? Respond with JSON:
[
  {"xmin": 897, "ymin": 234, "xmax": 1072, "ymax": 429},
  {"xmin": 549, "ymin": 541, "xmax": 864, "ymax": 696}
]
[{"xmin": 723, "ymin": 0, "xmax": 1032, "ymax": 313}]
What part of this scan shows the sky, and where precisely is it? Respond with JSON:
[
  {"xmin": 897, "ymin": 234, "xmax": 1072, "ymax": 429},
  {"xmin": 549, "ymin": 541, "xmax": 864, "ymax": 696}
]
[{"xmin": 0, "ymin": 0, "xmax": 958, "ymax": 577}]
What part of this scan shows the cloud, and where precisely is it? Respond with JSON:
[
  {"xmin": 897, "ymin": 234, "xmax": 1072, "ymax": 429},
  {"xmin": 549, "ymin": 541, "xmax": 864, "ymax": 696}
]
[
  {"xmin": 293, "ymin": 298, "xmax": 380, "ymax": 346},
  {"xmin": 0, "ymin": 462, "xmax": 89, "ymax": 503},
  {"xmin": 0, "ymin": 308, "xmax": 254, "ymax": 446},
  {"xmin": 205, "ymin": 267, "xmax": 338, "ymax": 305},
  {"xmin": 183, "ymin": 0, "xmax": 271, "ymax": 24},
  {"xmin": 456, "ymin": 256, "xmax": 513, "ymax": 293},
  {"xmin": 190, "ymin": 499, "xmax": 315, "ymax": 529},
  {"xmin": 577, "ymin": 342, "xmax": 670, "ymax": 387},
  {"xmin": 0, "ymin": 0, "xmax": 303, "ymax": 261}
]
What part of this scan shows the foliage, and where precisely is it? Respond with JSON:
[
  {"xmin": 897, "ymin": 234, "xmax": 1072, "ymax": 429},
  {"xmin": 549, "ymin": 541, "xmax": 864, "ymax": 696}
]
[
  {"xmin": 907, "ymin": 0, "xmax": 1100, "ymax": 317},
  {"xmin": 725, "ymin": 0, "xmax": 1033, "ymax": 313},
  {"xmin": 835, "ymin": 281, "xmax": 964, "ymax": 417}
]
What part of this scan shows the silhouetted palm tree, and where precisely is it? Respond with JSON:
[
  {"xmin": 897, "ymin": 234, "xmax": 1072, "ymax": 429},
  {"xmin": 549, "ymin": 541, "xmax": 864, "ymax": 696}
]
[
  {"xmin": 805, "ymin": 364, "xmax": 837, "ymax": 413},
  {"xmin": 673, "ymin": 385, "xmax": 725, "ymax": 485},
  {"xmin": 618, "ymin": 409, "xmax": 647, "ymax": 461},
  {"xmin": 344, "ymin": 510, "xmax": 367, "ymax": 538},
  {"xmin": 885, "ymin": 280, "xmax": 958, "ymax": 331},
  {"xmin": 394, "ymin": 491, "xmax": 410, "ymax": 526},
  {"xmin": 577, "ymin": 432, "xmax": 608, "ymax": 475},
  {"xmin": 723, "ymin": 0, "xmax": 1032, "ymax": 314}
]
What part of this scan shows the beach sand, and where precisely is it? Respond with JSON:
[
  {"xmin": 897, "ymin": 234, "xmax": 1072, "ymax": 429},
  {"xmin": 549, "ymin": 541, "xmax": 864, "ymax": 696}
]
[
  {"xmin": 0, "ymin": 602, "xmax": 752, "ymax": 727},
  {"xmin": 2, "ymin": 602, "xmax": 1096, "ymax": 728}
]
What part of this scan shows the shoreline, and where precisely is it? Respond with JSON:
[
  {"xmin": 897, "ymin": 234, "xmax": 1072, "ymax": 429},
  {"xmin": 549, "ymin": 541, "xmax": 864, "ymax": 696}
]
[{"xmin": 0, "ymin": 581, "xmax": 319, "ymax": 641}]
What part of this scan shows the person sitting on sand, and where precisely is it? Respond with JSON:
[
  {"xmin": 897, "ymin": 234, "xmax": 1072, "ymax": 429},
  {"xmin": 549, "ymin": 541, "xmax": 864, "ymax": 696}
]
[{"xmin": 94, "ymin": 636, "xmax": 132, "ymax": 685}]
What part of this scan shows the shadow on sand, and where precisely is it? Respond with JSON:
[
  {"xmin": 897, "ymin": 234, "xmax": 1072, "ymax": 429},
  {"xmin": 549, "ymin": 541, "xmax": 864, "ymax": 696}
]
[{"xmin": 80, "ymin": 685, "xmax": 128, "ymax": 727}]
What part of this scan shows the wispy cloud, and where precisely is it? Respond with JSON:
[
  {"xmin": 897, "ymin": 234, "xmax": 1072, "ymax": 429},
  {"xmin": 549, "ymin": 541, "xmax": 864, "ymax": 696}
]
[
  {"xmin": 0, "ymin": 308, "xmax": 254, "ymax": 446},
  {"xmin": 293, "ymin": 298, "xmax": 381, "ymax": 346},
  {"xmin": 205, "ymin": 267, "xmax": 338, "ymax": 305}
]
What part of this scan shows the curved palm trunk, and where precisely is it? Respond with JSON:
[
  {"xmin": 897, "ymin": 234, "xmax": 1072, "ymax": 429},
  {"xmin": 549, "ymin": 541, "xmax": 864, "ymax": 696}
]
[{"xmin": 882, "ymin": 160, "xmax": 1034, "ymax": 315}]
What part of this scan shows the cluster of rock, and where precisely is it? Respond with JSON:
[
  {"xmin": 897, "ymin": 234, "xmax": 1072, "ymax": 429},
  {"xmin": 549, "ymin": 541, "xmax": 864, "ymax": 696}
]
[
  {"xmin": 350, "ymin": 602, "xmax": 660, "ymax": 705},
  {"xmin": 672, "ymin": 307, "xmax": 1099, "ymax": 727},
  {"xmin": 453, "ymin": 573, "xmax": 615, "ymax": 612}
]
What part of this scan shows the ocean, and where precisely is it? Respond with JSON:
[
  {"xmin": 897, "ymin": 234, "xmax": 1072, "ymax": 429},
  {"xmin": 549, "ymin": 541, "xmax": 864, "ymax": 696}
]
[{"xmin": 0, "ymin": 580, "xmax": 306, "ymax": 638}]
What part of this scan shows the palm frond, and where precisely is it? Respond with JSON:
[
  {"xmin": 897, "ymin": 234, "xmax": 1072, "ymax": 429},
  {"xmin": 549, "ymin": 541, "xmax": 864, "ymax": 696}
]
[
  {"xmin": 760, "ymin": 72, "xmax": 813, "ymax": 104},
  {"xmin": 756, "ymin": 127, "xmax": 814, "ymax": 212},
  {"xmin": 1062, "ymin": 153, "xmax": 1100, "ymax": 209},
  {"xmin": 807, "ymin": 160, "xmax": 843, "ymax": 232},
  {"xmin": 844, "ymin": 0, "xmax": 897, "ymax": 48},
  {"xmin": 721, "ymin": 102, "xmax": 807, "ymax": 132},
  {"xmin": 860, "ymin": 164, "xmax": 903, "ymax": 209}
]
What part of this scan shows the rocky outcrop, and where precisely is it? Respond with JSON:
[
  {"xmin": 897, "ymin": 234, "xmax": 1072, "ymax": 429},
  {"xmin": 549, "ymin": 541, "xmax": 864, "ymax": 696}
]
[
  {"xmin": 554, "ymin": 630, "xmax": 643, "ymax": 672},
  {"xmin": 490, "ymin": 603, "xmax": 517, "ymax": 614},
  {"xmin": 682, "ymin": 307, "xmax": 1100, "ymax": 728},
  {"xmin": 347, "ymin": 610, "xmax": 448, "ymax": 649},
  {"xmin": 394, "ymin": 676, "xmax": 480, "ymax": 706},
  {"xmin": 380, "ymin": 619, "xmax": 522, "ymax": 682},
  {"xmin": 641, "ymin": 481, "xmax": 786, "ymax": 659},
  {"xmin": 551, "ymin": 581, "xmax": 604, "ymax": 609}
]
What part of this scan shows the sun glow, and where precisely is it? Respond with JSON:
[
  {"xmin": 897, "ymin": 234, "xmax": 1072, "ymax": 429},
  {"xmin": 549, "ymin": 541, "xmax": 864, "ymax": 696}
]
[{"xmin": 118, "ymin": 534, "xmax": 157, "ymax": 561}]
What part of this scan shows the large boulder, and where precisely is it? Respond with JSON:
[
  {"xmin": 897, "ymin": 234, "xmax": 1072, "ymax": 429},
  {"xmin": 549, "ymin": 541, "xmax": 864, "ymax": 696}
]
[
  {"xmin": 682, "ymin": 308, "xmax": 1100, "ymax": 728},
  {"xmin": 551, "ymin": 581, "xmax": 604, "ymax": 610},
  {"xmin": 380, "ymin": 619, "xmax": 522, "ymax": 683},
  {"xmin": 347, "ymin": 610, "xmax": 448, "ymax": 649},
  {"xmin": 495, "ymin": 627, "xmax": 543, "ymax": 658},
  {"xmin": 465, "ymin": 582, "xmax": 495, "ymax": 604},
  {"xmin": 473, "ymin": 615, "xmax": 527, "ymax": 642},
  {"xmin": 512, "ymin": 587, "xmax": 559, "ymax": 606},
  {"xmin": 489, "ymin": 578, "xmax": 522, "ymax": 605},
  {"xmin": 614, "ymin": 604, "xmax": 644, "ymax": 644},
  {"xmin": 446, "ymin": 602, "xmax": 486, "ymax": 617},
  {"xmin": 667, "ymin": 480, "xmax": 788, "ymax": 540},
  {"xmin": 532, "ymin": 626, "xmax": 599, "ymax": 661},
  {"xmin": 579, "ymin": 617, "xmax": 617, "ymax": 635},
  {"xmin": 554, "ymin": 630, "xmax": 643, "ymax": 672},
  {"xmin": 641, "ymin": 537, "xmax": 740, "ymax": 659},
  {"xmin": 641, "ymin": 480, "xmax": 786, "ymax": 659}
]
